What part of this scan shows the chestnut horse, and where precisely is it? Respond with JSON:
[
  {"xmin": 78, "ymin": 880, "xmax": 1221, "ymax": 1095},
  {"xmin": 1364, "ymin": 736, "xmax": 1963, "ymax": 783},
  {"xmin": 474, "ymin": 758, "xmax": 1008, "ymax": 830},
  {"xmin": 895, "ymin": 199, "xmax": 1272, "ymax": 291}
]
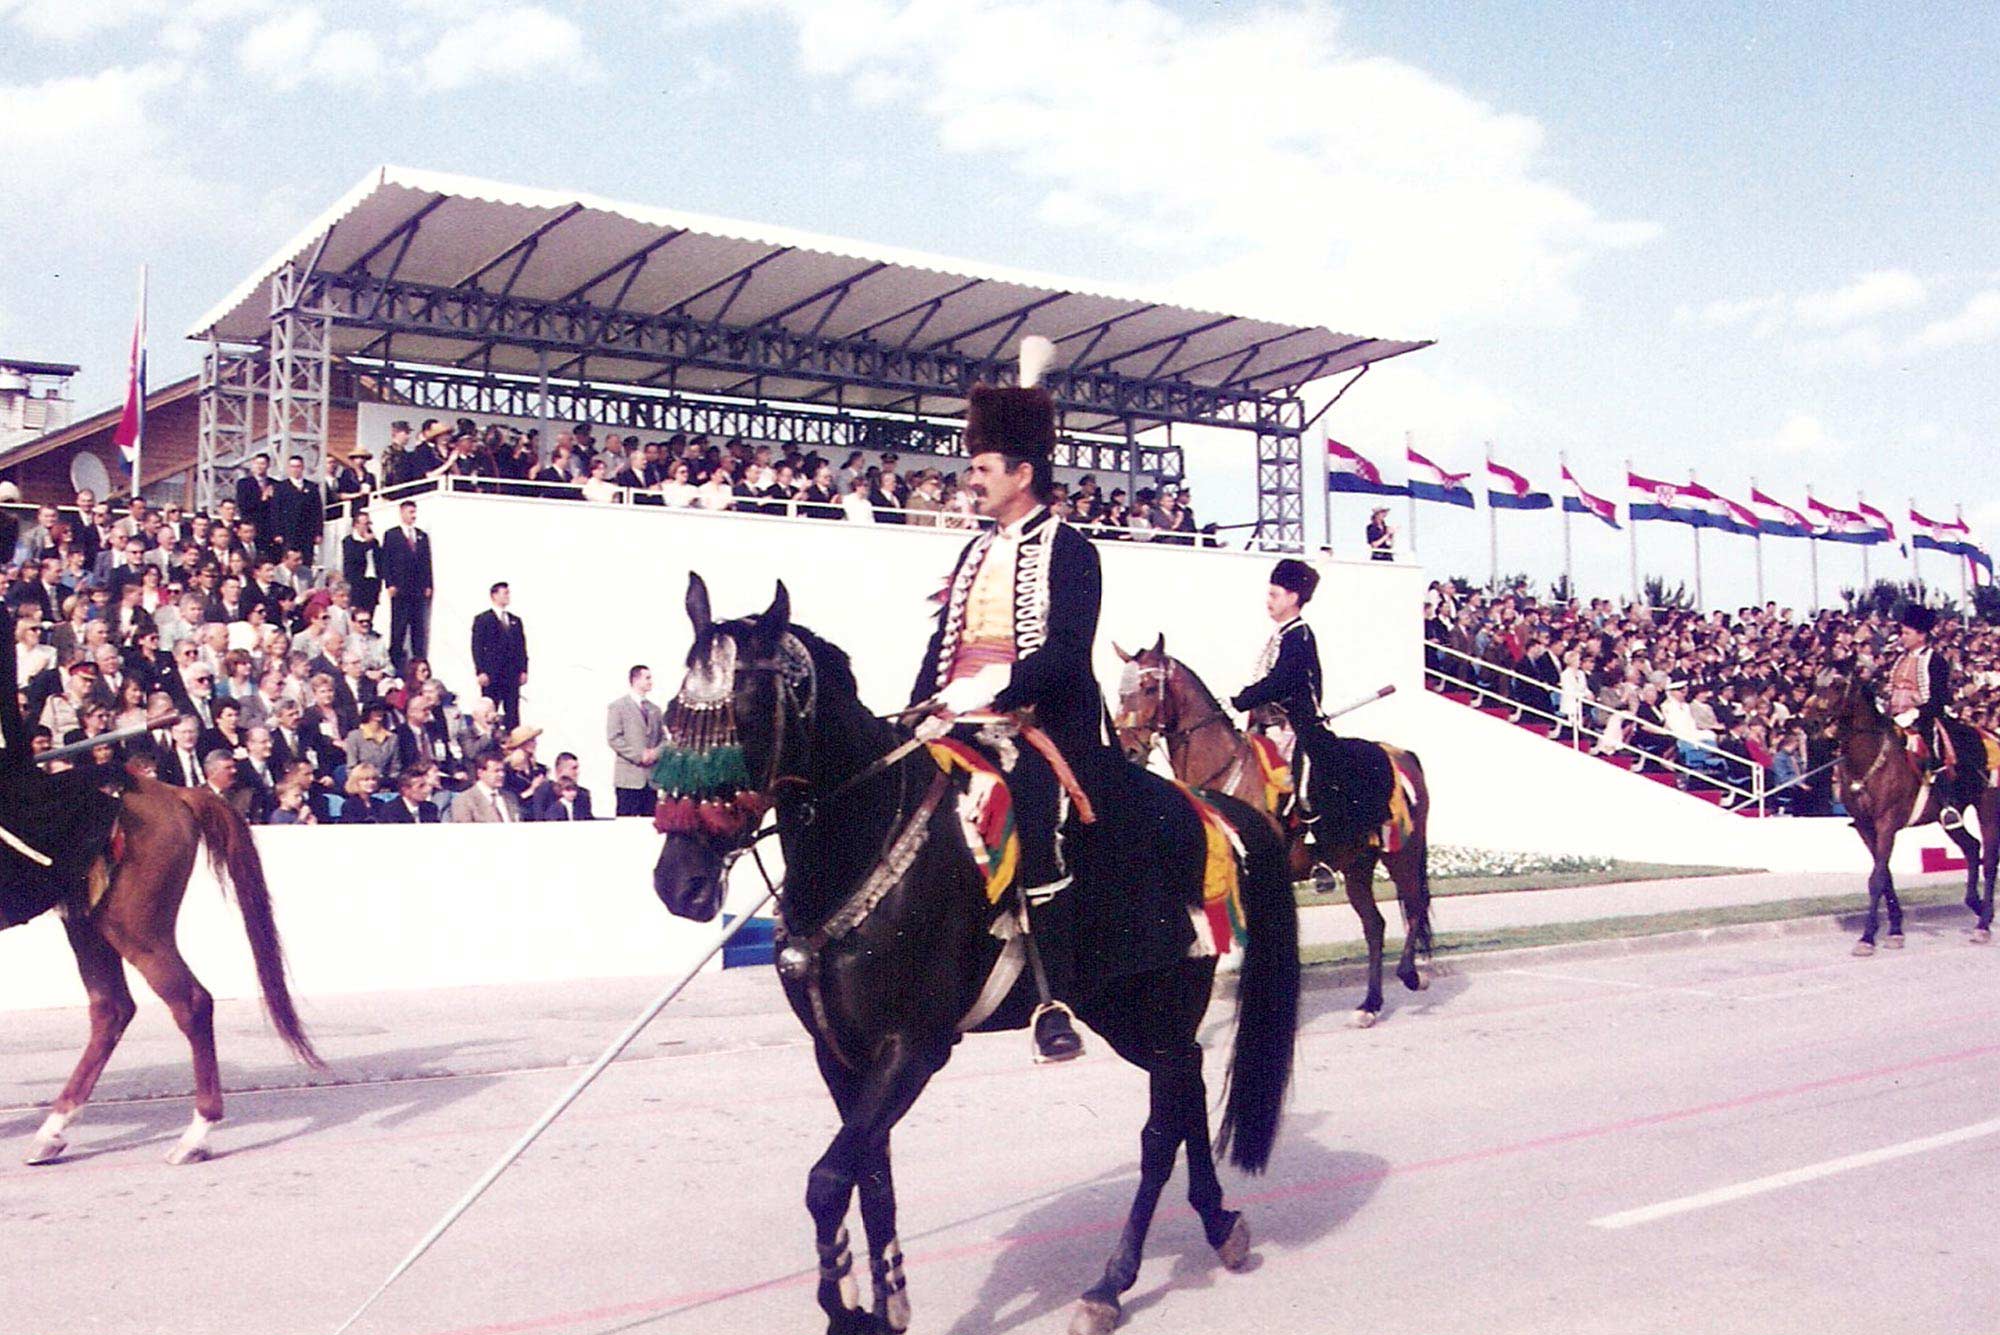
[
  {"xmin": 1801, "ymin": 672, "xmax": 1997, "ymax": 954},
  {"xmin": 1113, "ymin": 637, "xmax": 1433, "ymax": 1026},
  {"xmin": 21, "ymin": 774, "xmax": 321, "ymax": 1166}
]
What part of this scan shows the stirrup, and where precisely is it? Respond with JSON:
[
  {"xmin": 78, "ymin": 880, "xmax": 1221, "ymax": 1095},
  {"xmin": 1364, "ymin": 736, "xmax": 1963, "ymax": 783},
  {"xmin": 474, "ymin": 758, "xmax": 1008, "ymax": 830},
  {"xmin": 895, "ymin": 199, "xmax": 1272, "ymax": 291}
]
[
  {"xmin": 1940, "ymin": 804, "xmax": 1965, "ymax": 832},
  {"xmin": 1030, "ymin": 1000, "xmax": 1084, "ymax": 1064}
]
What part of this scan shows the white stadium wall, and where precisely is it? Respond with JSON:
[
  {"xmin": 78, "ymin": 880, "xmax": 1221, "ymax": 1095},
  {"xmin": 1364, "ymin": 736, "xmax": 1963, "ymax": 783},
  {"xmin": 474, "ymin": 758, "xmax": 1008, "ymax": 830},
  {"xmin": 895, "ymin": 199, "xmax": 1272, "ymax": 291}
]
[{"xmin": 0, "ymin": 494, "xmax": 1949, "ymax": 1013}]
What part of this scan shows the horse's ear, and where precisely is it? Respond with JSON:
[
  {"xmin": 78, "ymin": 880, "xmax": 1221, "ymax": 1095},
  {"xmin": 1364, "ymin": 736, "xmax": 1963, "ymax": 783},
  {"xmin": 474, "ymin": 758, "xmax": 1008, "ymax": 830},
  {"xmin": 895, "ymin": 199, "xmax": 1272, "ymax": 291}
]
[
  {"xmin": 686, "ymin": 572, "xmax": 712, "ymax": 638},
  {"xmin": 762, "ymin": 581, "xmax": 791, "ymax": 640},
  {"xmin": 1152, "ymin": 632, "xmax": 1166, "ymax": 658},
  {"xmin": 1113, "ymin": 641, "xmax": 1132, "ymax": 663}
]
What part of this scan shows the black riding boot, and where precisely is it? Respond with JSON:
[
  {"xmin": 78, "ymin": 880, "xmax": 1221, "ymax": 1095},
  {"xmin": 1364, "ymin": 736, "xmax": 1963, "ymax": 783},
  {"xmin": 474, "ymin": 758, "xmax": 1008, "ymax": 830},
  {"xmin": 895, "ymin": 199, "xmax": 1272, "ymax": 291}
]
[{"xmin": 1024, "ymin": 885, "xmax": 1083, "ymax": 1063}]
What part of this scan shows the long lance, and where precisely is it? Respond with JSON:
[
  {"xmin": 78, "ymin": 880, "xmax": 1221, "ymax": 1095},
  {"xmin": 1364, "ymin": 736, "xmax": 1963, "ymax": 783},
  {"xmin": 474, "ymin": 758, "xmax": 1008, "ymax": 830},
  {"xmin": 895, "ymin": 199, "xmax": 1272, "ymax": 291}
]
[
  {"xmin": 331, "ymin": 890, "xmax": 777, "ymax": 1335},
  {"xmin": 32, "ymin": 713, "xmax": 180, "ymax": 767}
]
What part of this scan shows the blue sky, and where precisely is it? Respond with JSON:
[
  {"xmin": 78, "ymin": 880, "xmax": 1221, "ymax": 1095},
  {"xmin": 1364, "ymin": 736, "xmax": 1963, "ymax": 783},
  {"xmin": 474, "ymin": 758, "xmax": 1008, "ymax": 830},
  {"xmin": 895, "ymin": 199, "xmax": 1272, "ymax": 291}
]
[{"xmin": 2, "ymin": 0, "xmax": 1995, "ymax": 608}]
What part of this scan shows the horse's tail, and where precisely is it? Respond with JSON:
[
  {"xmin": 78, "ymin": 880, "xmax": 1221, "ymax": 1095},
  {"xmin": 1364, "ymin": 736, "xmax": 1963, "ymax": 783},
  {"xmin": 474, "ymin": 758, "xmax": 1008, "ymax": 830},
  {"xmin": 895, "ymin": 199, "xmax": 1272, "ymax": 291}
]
[
  {"xmin": 1398, "ymin": 753, "xmax": 1434, "ymax": 960},
  {"xmin": 182, "ymin": 787, "xmax": 324, "ymax": 1070},
  {"xmin": 1210, "ymin": 793, "xmax": 1300, "ymax": 1175}
]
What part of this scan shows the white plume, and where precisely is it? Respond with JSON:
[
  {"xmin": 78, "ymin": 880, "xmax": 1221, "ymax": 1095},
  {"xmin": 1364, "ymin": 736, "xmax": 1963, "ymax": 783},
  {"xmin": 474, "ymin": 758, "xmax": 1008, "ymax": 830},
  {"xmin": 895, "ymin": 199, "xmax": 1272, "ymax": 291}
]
[{"xmin": 1018, "ymin": 335, "xmax": 1056, "ymax": 389}]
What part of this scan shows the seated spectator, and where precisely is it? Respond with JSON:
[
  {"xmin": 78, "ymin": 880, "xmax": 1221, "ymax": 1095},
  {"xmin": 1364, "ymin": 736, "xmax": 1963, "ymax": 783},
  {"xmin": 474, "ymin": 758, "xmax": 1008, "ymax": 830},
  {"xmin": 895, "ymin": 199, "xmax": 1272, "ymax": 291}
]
[
  {"xmin": 339, "ymin": 763, "xmax": 381, "ymax": 823},
  {"xmin": 449, "ymin": 752, "xmax": 524, "ymax": 823},
  {"xmin": 377, "ymin": 767, "xmax": 441, "ymax": 824},
  {"xmin": 344, "ymin": 702, "xmax": 399, "ymax": 778},
  {"xmin": 501, "ymin": 726, "xmax": 548, "ymax": 805},
  {"xmin": 527, "ymin": 750, "xmax": 594, "ymax": 821},
  {"xmin": 840, "ymin": 475, "xmax": 876, "ymax": 523}
]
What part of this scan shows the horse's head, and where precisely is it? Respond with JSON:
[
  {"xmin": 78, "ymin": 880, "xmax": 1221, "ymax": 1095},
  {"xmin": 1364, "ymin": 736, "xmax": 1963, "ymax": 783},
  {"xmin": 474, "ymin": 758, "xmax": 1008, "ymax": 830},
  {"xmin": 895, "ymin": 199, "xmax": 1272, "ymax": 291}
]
[
  {"xmin": 652, "ymin": 573, "xmax": 815, "ymax": 922},
  {"xmin": 1799, "ymin": 668, "xmax": 1878, "ymax": 740},
  {"xmin": 1113, "ymin": 634, "xmax": 1172, "ymax": 762}
]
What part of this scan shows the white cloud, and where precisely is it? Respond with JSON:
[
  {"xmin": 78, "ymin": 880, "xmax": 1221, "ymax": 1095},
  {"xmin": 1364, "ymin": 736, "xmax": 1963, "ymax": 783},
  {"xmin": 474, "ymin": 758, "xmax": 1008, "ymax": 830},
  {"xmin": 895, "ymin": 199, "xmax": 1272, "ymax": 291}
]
[
  {"xmin": 237, "ymin": 8, "xmax": 385, "ymax": 91},
  {"xmin": 0, "ymin": 63, "xmax": 206, "ymax": 223},
  {"xmin": 1792, "ymin": 269, "xmax": 1926, "ymax": 328},
  {"xmin": 1745, "ymin": 413, "xmax": 1842, "ymax": 458},
  {"xmin": 1781, "ymin": 326, "xmax": 1887, "ymax": 370},
  {"xmin": 685, "ymin": 0, "xmax": 1653, "ymax": 335},
  {"xmin": 1675, "ymin": 293, "xmax": 1785, "ymax": 334},
  {"xmin": 0, "ymin": 0, "xmax": 166, "ymax": 41},
  {"xmin": 1908, "ymin": 290, "xmax": 2000, "ymax": 352},
  {"xmin": 418, "ymin": 6, "xmax": 593, "ymax": 91}
]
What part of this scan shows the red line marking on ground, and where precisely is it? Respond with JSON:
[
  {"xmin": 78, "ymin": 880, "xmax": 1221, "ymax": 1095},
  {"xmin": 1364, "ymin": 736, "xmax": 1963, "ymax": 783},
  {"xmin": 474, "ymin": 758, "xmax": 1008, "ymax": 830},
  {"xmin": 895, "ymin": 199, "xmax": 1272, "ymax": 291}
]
[{"xmin": 396, "ymin": 1037, "xmax": 2000, "ymax": 1335}]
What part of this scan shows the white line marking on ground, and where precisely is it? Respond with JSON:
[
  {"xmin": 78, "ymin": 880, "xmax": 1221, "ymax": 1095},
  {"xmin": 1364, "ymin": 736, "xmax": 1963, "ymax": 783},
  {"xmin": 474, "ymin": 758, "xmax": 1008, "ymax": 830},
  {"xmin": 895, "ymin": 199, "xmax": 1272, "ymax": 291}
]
[
  {"xmin": 1736, "ymin": 983, "xmax": 1849, "ymax": 1003},
  {"xmin": 1591, "ymin": 1115, "xmax": 2000, "ymax": 1229},
  {"xmin": 1501, "ymin": 968, "xmax": 1726, "ymax": 999}
]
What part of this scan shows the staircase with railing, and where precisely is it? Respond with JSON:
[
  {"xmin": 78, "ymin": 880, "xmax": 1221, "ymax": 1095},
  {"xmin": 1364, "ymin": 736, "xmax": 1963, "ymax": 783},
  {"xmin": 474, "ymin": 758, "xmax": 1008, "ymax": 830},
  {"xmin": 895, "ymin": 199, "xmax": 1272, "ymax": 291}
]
[{"xmin": 1421, "ymin": 641, "xmax": 1835, "ymax": 819}]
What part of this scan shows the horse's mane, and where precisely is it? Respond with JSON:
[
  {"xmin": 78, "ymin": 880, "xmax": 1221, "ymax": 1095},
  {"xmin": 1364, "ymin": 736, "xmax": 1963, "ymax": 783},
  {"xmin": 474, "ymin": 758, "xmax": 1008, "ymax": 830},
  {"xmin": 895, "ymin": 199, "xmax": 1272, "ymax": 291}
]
[{"xmin": 1166, "ymin": 653, "xmax": 1228, "ymax": 718}]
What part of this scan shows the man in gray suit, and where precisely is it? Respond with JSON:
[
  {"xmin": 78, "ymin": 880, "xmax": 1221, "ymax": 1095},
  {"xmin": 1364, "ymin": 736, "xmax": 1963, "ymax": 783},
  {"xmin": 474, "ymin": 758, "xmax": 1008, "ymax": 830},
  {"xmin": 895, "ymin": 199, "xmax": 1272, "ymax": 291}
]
[
  {"xmin": 607, "ymin": 663, "xmax": 663, "ymax": 817},
  {"xmin": 448, "ymin": 753, "xmax": 524, "ymax": 823}
]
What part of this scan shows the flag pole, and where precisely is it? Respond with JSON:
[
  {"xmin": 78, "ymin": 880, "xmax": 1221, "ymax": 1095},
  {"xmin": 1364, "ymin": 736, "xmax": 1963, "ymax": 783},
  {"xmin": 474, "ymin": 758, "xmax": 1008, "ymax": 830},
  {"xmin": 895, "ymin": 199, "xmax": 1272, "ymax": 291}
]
[
  {"xmin": 1626, "ymin": 457, "xmax": 1639, "ymax": 605},
  {"xmin": 1959, "ymin": 503, "xmax": 1971, "ymax": 610},
  {"xmin": 1559, "ymin": 450, "xmax": 1573, "ymax": 599},
  {"xmin": 1807, "ymin": 485, "xmax": 1820, "ymax": 611},
  {"xmin": 133, "ymin": 264, "xmax": 147, "ymax": 502},
  {"xmin": 1751, "ymin": 475, "xmax": 1765, "ymax": 606},
  {"xmin": 1909, "ymin": 495, "xmax": 1921, "ymax": 596},
  {"xmin": 1404, "ymin": 430, "xmax": 1418, "ymax": 561},
  {"xmin": 1320, "ymin": 425, "xmax": 1333, "ymax": 556},
  {"xmin": 1688, "ymin": 469, "xmax": 1704, "ymax": 610},
  {"xmin": 1858, "ymin": 489, "xmax": 1872, "ymax": 589},
  {"xmin": 1486, "ymin": 441, "xmax": 1498, "ymax": 590}
]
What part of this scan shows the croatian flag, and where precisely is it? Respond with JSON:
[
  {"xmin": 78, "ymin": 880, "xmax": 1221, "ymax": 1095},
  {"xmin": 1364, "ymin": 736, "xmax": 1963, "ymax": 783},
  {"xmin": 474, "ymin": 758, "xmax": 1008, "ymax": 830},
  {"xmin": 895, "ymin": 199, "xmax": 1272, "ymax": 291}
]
[
  {"xmin": 114, "ymin": 273, "xmax": 147, "ymax": 482},
  {"xmin": 1708, "ymin": 484, "xmax": 1761, "ymax": 537},
  {"xmin": 1561, "ymin": 464, "xmax": 1620, "ymax": 529},
  {"xmin": 1912, "ymin": 508, "xmax": 1976, "ymax": 557},
  {"xmin": 1486, "ymin": 457, "xmax": 1552, "ymax": 510},
  {"xmin": 1807, "ymin": 495, "xmax": 1882, "ymax": 545},
  {"xmin": 1326, "ymin": 438, "xmax": 1405, "ymax": 496},
  {"xmin": 1971, "ymin": 547, "xmax": 1995, "ymax": 587},
  {"xmin": 1747, "ymin": 487, "xmax": 1814, "ymax": 538},
  {"xmin": 1855, "ymin": 499, "xmax": 1897, "ymax": 543},
  {"xmin": 1627, "ymin": 470, "xmax": 1721, "ymax": 527},
  {"xmin": 1406, "ymin": 446, "xmax": 1474, "ymax": 508}
]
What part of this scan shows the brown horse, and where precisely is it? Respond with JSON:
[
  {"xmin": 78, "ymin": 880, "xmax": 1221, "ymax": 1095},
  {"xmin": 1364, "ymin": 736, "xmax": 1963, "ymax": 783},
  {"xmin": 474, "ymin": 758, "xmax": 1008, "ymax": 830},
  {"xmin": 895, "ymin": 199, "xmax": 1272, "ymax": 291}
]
[
  {"xmin": 1801, "ymin": 672, "xmax": 1998, "ymax": 954},
  {"xmin": 21, "ymin": 773, "xmax": 321, "ymax": 1166},
  {"xmin": 1114, "ymin": 637, "xmax": 1433, "ymax": 1025}
]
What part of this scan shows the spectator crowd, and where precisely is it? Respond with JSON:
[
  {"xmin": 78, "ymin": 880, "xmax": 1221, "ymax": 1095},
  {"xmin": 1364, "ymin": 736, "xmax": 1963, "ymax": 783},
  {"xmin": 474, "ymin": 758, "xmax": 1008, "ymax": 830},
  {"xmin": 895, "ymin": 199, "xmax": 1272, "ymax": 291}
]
[
  {"xmin": 4, "ymin": 481, "xmax": 592, "ymax": 826},
  {"xmin": 1424, "ymin": 582, "xmax": 2000, "ymax": 814},
  {"xmin": 367, "ymin": 415, "xmax": 1217, "ymax": 543}
]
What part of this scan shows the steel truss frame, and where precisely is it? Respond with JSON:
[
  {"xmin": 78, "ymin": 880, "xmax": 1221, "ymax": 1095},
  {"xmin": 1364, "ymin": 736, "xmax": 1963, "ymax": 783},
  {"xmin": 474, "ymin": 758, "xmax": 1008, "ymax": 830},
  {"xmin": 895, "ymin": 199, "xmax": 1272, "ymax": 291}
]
[
  {"xmin": 202, "ymin": 244, "xmax": 1311, "ymax": 549},
  {"xmin": 359, "ymin": 364, "xmax": 1184, "ymax": 479},
  {"xmin": 196, "ymin": 335, "xmax": 263, "ymax": 511}
]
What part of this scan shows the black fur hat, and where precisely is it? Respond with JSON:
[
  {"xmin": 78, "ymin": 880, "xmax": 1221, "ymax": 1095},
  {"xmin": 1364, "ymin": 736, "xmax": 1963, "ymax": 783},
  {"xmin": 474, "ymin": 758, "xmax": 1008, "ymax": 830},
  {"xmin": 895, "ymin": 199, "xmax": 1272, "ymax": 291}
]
[
  {"xmin": 1271, "ymin": 558, "xmax": 1320, "ymax": 604},
  {"xmin": 963, "ymin": 336, "xmax": 1058, "ymax": 461},
  {"xmin": 1900, "ymin": 603, "xmax": 1937, "ymax": 635}
]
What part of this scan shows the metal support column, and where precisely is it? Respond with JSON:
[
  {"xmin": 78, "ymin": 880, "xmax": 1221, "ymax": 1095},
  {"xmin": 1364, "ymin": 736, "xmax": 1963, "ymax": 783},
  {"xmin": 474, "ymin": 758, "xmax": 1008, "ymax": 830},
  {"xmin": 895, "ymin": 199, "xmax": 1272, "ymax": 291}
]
[
  {"xmin": 268, "ymin": 261, "xmax": 336, "ymax": 478},
  {"xmin": 1254, "ymin": 429, "xmax": 1305, "ymax": 552},
  {"xmin": 197, "ymin": 334, "xmax": 262, "ymax": 512}
]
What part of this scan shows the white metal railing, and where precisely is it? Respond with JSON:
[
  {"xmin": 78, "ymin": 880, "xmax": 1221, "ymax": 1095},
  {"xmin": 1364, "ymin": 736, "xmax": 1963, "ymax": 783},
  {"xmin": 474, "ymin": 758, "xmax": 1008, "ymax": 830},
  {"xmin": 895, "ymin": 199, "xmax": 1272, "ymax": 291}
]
[{"xmin": 1422, "ymin": 638, "xmax": 1804, "ymax": 815}]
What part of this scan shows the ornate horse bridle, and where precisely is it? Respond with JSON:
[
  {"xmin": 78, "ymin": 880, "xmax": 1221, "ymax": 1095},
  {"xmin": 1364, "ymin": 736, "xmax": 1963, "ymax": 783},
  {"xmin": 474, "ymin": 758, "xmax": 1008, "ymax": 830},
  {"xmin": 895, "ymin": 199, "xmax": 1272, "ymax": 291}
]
[{"xmin": 1119, "ymin": 660, "xmax": 1243, "ymax": 792}]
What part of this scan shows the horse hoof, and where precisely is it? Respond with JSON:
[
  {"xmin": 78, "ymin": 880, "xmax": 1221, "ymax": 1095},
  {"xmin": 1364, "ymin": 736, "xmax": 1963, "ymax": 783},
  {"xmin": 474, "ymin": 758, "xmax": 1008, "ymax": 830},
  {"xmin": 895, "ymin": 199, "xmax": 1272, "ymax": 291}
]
[
  {"xmin": 1348, "ymin": 1009, "xmax": 1378, "ymax": 1029},
  {"xmin": 23, "ymin": 1135, "xmax": 66, "ymax": 1166},
  {"xmin": 1069, "ymin": 1297, "xmax": 1120, "ymax": 1335},
  {"xmin": 165, "ymin": 1143, "xmax": 212, "ymax": 1166},
  {"xmin": 1972, "ymin": 929, "xmax": 1992, "ymax": 945},
  {"xmin": 1852, "ymin": 942, "xmax": 1876, "ymax": 958},
  {"xmin": 1885, "ymin": 935, "xmax": 1904, "ymax": 950},
  {"xmin": 1400, "ymin": 971, "xmax": 1430, "ymax": 992},
  {"xmin": 1216, "ymin": 1215, "xmax": 1253, "ymax": 1272}
]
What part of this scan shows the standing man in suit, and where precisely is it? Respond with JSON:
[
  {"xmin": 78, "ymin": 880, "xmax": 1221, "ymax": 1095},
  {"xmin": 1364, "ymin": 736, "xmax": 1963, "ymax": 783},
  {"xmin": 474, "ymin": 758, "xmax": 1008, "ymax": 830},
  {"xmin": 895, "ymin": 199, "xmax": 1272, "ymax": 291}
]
[
  {"xmin": 449, "ymin": 753, "xmax": 524, "ymax": 823},
  {"xmin": 342, "ymin": 510, "xmax": 383, "ymax": 616},
  {"xmin": 159, "ymin": 717, "xmax": 206, "ymax": 787},
  {"xmin": 607, "ymin": 664, "xmax": 663, "ymax": 817},
  {"xmin": 235, "ymin": 454, "xmax": 277, "ymax": 558},
  {"xmin": 269, "ymin": 455, "xmax": 326, "ymax": 570},
  {"xmin": 380, "ymin": 499, "xmax": 434, "ymax": 672},
  {"xmin": 471, "ymin": 581, "xmax": 529, "ymax": 729}
]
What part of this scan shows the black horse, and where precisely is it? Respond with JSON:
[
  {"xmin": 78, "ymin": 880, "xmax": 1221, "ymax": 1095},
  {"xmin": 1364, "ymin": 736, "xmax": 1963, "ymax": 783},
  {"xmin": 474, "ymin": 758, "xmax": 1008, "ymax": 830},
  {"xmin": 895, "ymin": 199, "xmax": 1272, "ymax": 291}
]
[{"xmin": 654, "ymin": 576, "xmax": 1300, "ymax": 1335}]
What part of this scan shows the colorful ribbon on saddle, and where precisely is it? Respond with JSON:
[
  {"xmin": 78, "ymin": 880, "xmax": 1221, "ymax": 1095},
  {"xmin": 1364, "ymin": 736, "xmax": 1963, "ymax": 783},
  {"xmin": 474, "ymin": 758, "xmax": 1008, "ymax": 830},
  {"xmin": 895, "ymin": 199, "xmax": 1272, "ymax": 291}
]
[
  {"xmin": 926, "ymin": 739, "xmax": 1018, "ymax": 904},
  {"xmin": 1172, "ymin": 781, "xmax": 1246, "ymax": 956},
  {"xmin": 1245, "ymin": 732, "xmax": 1292, "ymax": 817},
  {"xmin": 1379, "ymin": 746, "xmax": 1417, "ymax": 854}
]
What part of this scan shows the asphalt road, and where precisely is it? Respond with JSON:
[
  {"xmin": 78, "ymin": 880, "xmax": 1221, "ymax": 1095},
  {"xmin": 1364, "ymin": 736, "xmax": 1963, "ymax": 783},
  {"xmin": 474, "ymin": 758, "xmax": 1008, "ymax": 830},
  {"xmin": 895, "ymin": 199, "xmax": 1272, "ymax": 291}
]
[{"xmin": 3, "ymin": 910, "xmax": 1997, "ymax": 1335}]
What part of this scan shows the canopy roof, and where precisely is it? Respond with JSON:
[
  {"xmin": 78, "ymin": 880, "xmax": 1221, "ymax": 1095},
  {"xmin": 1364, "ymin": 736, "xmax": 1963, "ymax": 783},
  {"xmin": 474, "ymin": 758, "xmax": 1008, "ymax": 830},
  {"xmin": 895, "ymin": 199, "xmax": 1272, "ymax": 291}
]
[{"xmin": 193, "ymin": 167, "xmax": 1428, "ymax": 431}]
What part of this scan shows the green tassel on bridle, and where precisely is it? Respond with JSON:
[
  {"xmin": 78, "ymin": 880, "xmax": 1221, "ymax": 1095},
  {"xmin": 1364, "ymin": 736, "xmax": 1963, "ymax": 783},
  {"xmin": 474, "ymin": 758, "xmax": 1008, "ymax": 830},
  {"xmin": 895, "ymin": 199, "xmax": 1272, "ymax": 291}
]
[{"xmin": 655, "ymin": 694, "xmax": 754, "ymax": 797}]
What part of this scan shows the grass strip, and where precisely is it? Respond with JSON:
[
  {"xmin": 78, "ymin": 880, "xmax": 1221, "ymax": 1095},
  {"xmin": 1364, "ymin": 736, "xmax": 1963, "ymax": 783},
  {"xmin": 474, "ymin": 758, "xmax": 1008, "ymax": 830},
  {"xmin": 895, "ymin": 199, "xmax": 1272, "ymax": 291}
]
[
  {"xmin": 1299, "ymin": 881, "xmax": 1973, "ymax": 970},
  {"xmin": 1292, "ymin": 860, "xmax": 1750, "ymax": 907}
]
